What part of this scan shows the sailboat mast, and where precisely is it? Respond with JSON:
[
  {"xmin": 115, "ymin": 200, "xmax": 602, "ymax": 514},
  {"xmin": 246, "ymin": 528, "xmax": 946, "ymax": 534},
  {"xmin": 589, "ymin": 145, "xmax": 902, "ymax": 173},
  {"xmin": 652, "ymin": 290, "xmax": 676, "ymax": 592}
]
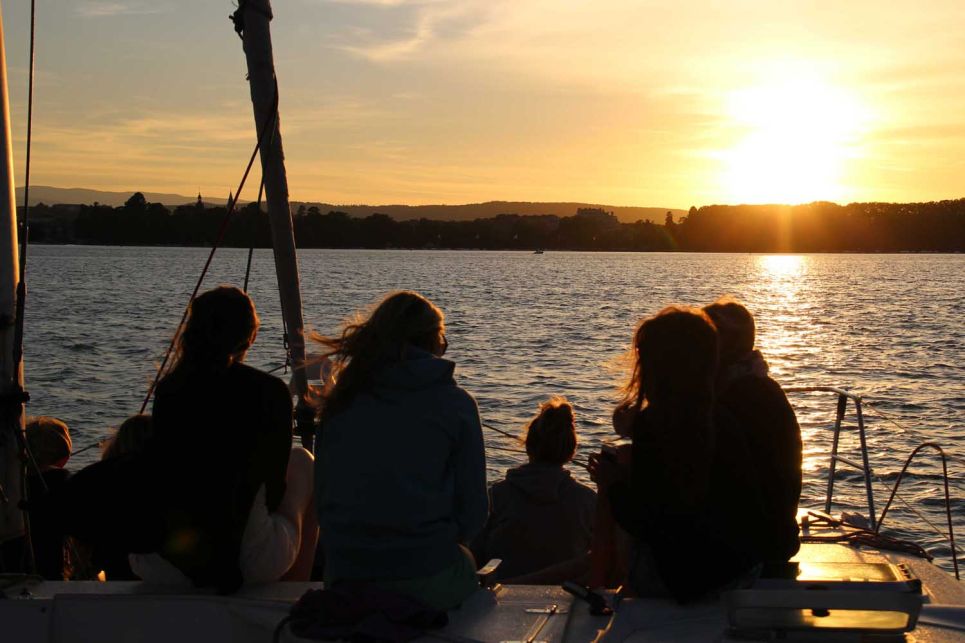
[
  {"xmin": 0, "ymin": 4, "xmax": 25, "ymax": 543},
  {"xmin": 238, "ymin": 0, "xmax": 313, "ymax": 448}
]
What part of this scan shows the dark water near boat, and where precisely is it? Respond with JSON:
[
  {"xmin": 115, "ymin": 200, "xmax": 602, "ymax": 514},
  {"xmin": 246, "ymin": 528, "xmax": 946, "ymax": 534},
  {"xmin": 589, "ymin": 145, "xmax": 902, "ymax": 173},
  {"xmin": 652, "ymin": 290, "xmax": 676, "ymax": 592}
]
[{"xmin": 23, "ymin": 246, "xmax": 964, "ymax": 575}]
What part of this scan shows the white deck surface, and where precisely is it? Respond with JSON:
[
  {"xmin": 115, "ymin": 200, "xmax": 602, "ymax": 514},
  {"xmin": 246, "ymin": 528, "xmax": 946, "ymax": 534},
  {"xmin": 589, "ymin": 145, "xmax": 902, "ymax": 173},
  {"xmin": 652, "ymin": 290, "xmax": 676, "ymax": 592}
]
[{"xmin": 1, "ymin": 543, "xmax": 962, "ymax": 642}]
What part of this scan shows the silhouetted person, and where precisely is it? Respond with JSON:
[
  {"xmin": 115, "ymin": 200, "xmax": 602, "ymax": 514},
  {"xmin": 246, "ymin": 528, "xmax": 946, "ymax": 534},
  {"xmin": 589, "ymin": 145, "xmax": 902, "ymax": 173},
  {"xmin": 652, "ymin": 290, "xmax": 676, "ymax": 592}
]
[
  {"xmin": 314, "ymin": 291, "xmax": 488, "ymax": 610},
  {"xmin": 590, "ymin": 306, "xmax": 767, "ymax": 602},
  {"xmin": 471, "ymin": 398, "xmax": 595, "ymax": 583},
  {"xmin": 23, "ymin": 417, "xmax": 73, "ymax": 580},
  {"xmin": 131, "ymin": 286, "xmax": 317, "ymax": 593},
  {"xmin": 704, "ymin": 297, "xmax": 802, "ymax": 568},
  {"xmin": 90, "ymin": 414, "xmax": 154, "ymax": 580}
]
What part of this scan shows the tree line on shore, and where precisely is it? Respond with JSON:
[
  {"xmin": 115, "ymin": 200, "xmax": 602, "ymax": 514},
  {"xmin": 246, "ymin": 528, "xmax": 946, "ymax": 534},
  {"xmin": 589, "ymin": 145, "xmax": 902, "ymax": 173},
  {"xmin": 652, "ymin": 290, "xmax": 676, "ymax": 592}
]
[{"xmin": 20, "ymin": 192, "xmax": 965, "ymax": 252}]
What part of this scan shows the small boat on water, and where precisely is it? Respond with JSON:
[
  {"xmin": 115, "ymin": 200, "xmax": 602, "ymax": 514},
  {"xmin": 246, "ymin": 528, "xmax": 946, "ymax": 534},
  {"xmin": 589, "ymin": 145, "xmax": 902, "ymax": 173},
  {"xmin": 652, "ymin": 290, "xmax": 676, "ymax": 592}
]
[{"xmin": 0, "ymin": 3, "xmax": 962, "ymax": 642}]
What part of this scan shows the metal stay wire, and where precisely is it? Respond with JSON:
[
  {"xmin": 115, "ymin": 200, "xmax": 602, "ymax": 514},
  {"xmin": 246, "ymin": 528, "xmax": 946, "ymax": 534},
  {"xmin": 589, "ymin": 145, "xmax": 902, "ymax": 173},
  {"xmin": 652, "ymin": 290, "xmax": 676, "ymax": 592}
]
[{"xmin": 138, "ymin": 87, "xmax": 280, "ymax": 414}]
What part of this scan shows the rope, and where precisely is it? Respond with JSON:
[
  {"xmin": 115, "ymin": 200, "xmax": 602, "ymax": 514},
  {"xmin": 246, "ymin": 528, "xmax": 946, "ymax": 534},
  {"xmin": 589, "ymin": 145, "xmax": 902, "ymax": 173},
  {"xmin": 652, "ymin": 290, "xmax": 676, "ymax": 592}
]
[
  {"xmin": 11, "ymin": 0, "xmax": 37, "ymax": 374},
  {"xmin": 482, "ymin": 421, "xmax": 523, "ymax": 444},
  {"xmin": 70, "ymin": 441, "xmax": 104, "ymax": 458},
  {"xmin": 138, "ymin": 87, "xmax": 279, "ymax": 414},
  {"xmin": 242, "ymin": 178, "xmax": 265, "ymax": 293},
  {"xmin": 863, "ymin": 401, "xmax": 965, "ymax": 467},
  {"xmin": 875, "ymin": 443, "xmax": 960, "ymax": 580},
  {"xmin": 802, "ymin": 512, "xmax": 933, "ymax": 561},
  {"xmin": 481, "ymin": 423, "xmax": 591, "ymax": 468},
  {"xmin": 870, "ymin": 471, "xmax": 961, "ymax": 557},
  {"xmin": 5, "ymin": 0, "xmax": 39, "ymax": 576}
]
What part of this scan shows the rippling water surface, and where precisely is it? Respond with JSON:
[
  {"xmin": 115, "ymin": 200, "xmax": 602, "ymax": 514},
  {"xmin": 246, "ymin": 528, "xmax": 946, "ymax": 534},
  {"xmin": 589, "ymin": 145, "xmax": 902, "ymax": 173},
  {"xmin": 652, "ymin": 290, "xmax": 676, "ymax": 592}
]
[{"xmin": 23, "ymin": 246, "xmax": 965, "ymax": 574}]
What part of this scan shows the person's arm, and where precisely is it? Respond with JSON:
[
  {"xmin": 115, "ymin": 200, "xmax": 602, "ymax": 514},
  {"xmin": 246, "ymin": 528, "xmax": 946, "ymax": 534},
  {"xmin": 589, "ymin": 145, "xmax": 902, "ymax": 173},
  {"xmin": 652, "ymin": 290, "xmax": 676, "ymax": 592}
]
[
  {"xmin": 454, "ymin": 394, "xmax": 489, "ymax": 544},
  {"xmin": 468, "ymin": 486, "xmax": 496, "ymax": 568},
  {"xmin": 261, "ymin": 377, "xmax": 294, "ymax": 512}
]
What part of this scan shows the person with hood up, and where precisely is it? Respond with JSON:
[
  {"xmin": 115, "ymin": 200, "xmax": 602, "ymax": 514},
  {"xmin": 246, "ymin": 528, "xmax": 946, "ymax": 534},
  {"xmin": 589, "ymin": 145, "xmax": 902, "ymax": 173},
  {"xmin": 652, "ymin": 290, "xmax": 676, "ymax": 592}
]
[
  {"xmin": 703, "ymin": 296, "xmax": 802, "ymax": 569},
  {"xmin": 314, "ymin": 291, "xmax": 488, "ymax": 610},
  {"xmin": 471, "ymin": 398, "xmax": 596, "ymax": 583}
]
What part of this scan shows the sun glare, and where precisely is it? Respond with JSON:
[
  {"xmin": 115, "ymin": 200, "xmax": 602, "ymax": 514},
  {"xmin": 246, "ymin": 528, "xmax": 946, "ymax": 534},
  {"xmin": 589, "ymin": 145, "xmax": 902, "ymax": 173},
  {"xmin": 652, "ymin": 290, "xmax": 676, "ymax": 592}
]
[
  {"xmin": 720, "ymin": 75, "xmax": 867, "ymax": 205},
  {"xmin": 760, "ymin": 254, "xmax": 804, "ymax": 280}
]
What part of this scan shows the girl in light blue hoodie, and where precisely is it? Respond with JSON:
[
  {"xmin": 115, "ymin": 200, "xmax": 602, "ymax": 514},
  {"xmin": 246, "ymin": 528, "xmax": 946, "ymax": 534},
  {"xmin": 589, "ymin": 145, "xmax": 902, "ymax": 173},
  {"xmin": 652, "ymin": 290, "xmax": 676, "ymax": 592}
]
[{"xmin": 314, "ymin": 291, "xmax": 488, "ymax": 610}]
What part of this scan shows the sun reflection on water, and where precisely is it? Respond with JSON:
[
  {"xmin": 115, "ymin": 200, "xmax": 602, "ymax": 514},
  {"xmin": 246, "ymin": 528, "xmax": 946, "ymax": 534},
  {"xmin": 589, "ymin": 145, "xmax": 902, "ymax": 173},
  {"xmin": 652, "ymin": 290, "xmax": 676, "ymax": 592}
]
[
  {"xmin": 753, "ymin": 255, "xmax": 826, "ymax": 475},
  {"xmin": 760, "ymin": 254, "xmax": 806, "ymax": 286}
]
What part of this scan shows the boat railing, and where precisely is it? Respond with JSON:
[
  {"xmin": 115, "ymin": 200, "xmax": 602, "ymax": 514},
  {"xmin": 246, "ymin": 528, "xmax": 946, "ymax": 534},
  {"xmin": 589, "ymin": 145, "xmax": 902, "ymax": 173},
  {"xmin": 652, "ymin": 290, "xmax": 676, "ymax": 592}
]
[{"xmin": 784, "ymin": 386, "xmax": 878, "ymax": 530}]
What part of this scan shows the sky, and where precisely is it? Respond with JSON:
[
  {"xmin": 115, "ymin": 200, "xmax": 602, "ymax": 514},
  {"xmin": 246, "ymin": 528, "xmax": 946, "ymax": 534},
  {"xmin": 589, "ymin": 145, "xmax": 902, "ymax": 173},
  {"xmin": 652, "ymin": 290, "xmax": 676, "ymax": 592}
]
[{"xmin": 2, "ymin": 0, "xmax": 965, "ymax": 208}]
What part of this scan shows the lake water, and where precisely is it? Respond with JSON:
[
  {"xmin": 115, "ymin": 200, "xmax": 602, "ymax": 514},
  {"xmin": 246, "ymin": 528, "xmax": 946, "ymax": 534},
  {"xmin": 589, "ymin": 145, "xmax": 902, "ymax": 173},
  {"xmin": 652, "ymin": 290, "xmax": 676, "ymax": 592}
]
[{"xmin": 22, "ymin": 246, "xmax": 964, "ymax": 574}]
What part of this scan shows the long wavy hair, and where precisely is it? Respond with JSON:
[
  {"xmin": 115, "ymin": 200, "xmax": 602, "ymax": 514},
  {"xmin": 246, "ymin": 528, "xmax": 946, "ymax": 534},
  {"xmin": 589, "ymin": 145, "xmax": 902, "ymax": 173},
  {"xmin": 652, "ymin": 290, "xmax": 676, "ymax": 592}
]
[
  {"xmin": 314, "ymin": 291, "xmax": 445, "ymax": 424},
  {"xmin": 622, "ymin": 306, "xmax": 719, "ymax": 502},
  {"xmin": 166, "ymin": 286, "xmax": 259, "ymax": 379}
]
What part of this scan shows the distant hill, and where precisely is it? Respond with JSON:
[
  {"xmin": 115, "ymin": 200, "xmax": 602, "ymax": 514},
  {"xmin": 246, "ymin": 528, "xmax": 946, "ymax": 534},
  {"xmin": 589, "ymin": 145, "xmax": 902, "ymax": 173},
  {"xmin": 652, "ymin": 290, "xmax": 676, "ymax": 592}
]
[
  {"xmin": 15, "ymin": 186, "xmax": 215, "ymax": 208},
  {"xmin": 16, "ymin": 186, "xmax": 684, "ymax": 223},
  {"xmin": 291, "ymin": 201, "xmax": 685, "ymax": 224}
]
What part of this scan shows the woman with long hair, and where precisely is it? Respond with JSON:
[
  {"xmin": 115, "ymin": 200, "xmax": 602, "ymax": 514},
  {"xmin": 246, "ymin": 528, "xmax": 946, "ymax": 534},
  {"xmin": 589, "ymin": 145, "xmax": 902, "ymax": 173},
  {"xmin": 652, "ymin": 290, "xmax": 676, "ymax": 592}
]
[
  {"xmin": 130, "ymin": 286, "xmax": 317, "ymax": 593},
  {"xmin": 590, "ymin": 306, "xmax": 765, "ymax": 602},
  {"xmin": 314, "ymin": 290, "xmax": 488, "ymax": 610}
]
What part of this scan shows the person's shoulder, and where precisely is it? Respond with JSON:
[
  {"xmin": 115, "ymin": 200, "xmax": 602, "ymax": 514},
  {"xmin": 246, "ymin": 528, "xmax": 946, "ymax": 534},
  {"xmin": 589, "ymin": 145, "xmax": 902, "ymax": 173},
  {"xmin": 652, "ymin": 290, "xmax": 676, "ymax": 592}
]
[
  {"xmin": 725, "ymin": 373, "xmax": 792, "ymax": 406},
  {"xmin": 567, "ymin": 475, "xmax": 597, "ymax": 502},
  {"xmin": 443, "ymin": 383, "xmax": 480, "ymax": 416},
  {"xmin": 42, "ymin": 467, "xmax": 71, "ymax": 489},
  {"xmin": 232, "ymin": 363, "xmax": 289, "ymax": 396},
  {"xmin": 487, "ymin": 477, "xmax": 517, "ymax": 509}
]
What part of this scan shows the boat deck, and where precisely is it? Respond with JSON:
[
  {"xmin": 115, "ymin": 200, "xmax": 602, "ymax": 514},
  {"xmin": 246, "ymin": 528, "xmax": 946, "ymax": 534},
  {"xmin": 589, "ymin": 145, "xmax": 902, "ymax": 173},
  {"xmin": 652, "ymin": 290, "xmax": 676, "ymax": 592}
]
[{"xmin": 2, "ymin": 543, "xmax": 962, "ymax": 642}]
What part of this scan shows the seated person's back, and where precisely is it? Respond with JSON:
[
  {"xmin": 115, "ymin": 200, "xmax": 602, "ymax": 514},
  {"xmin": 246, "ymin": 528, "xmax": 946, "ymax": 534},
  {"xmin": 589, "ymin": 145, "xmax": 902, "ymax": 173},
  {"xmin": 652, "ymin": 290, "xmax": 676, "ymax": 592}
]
[
  {"xmin": 705, "ymin": 298, "xmax": 802, "ymax": 564},
  {"xmin": 314, "ymin": 291, "xmax": 488, "ymax": 611},
  {"xmin": 24, "ymin": 417, "xmax": 73, "ymax": 580},
  {"xmin": 471, "ymin": 398, "xmax": 596, "ymax": 581},
  {"xmin": 92, "ymin": 414, "xmax": 154, "ymax": 581},
  {"xmin": 141, "ymin": 287, "xmax": 293, "ymax": 593},
  {"xmin": 598, "ymin": 307, "xmax": 767, "ymax": 602}
]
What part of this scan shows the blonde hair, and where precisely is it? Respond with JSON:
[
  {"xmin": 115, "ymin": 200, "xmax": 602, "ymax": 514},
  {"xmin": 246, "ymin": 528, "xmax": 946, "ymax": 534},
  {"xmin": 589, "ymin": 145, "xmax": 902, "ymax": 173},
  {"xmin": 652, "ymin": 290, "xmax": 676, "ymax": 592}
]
[
  {"xmin": 25, "ymin": 416, "xmax": 71, "ymax": 469},
  {"xmin": 101, "ymin": 415, "xmax": 154, "ymax": 461},
  {"xmin": 524, "ymin": 397, "xmax": 577, "ymax": 465},
  {"xmin": 314, "ymin": 291, "xmax": 445, "ymax": 423}
]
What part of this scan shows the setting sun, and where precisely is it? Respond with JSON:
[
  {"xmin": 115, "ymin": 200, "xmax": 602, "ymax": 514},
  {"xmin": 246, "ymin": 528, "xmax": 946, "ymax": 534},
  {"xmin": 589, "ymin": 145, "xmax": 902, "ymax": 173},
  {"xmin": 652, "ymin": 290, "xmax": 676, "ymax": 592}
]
[{"xmin": 720, "ymin": 74, "xmax": 869, "ymax": 205}]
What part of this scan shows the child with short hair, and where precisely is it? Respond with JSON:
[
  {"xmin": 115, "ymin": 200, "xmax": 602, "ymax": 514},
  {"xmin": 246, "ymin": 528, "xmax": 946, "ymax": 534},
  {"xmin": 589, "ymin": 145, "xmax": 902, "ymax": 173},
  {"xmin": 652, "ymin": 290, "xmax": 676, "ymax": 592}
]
[
  {"xmin": 101, "ymin": 414, "xmax": 154, "ymax": 461},
  {"xmin": 24, "ymin": 416, "xmax": 73, "ymax": 579},
  {"xmin": 91, "ymin": 414, "xmax": 155, "ymax": 580},
  {"xmin": 471, "ymin": 397, "xmax": 596, "ymax": 583}
]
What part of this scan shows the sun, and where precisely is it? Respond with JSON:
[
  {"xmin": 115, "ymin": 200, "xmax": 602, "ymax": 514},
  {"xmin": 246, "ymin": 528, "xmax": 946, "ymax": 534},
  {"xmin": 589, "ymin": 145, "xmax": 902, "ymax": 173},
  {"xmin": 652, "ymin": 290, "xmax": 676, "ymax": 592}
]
[{"xmin": 719, "ymin": 74, "xmax": 867, "ymax": 205}]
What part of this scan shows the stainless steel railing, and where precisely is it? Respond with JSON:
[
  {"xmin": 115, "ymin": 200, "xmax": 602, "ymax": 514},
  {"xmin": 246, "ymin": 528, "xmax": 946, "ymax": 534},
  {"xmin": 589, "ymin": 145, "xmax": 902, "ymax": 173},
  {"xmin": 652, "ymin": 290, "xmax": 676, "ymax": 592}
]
[{"xmin": 785, "ymin": 386, "xmax": 878, "ymax": 530}]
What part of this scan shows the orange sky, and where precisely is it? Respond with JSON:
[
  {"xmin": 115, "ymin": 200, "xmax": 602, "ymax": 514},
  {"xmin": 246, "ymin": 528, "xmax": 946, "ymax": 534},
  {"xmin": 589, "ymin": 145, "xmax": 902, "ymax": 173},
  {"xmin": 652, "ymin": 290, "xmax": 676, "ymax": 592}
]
[{"xmin": 4, "ymin": 1, "xmax": 965, "ymax": 208}]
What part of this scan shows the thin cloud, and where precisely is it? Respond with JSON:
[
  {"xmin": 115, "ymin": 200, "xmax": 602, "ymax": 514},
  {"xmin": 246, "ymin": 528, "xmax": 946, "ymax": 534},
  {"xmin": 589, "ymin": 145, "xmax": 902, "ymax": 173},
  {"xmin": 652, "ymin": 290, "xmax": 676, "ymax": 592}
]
[
  {"xmin": 76, "ymin": 2, "xmax": 168, "ymax": 18},
  {"xmin": 322, "ymin": 1, "xmax": 491, "ymax": 62}
]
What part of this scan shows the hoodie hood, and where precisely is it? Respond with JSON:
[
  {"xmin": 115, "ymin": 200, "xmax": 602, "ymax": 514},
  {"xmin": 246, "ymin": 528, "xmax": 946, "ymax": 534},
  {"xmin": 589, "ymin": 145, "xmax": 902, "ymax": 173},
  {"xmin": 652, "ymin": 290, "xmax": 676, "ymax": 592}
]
[
  {"xmin": 505, "ymin": 463, "xmax": 572, "ymax": 504},
  {"xmin": 720, "ymin": 349, "xmax": 769, "ymax": 388},
  {"xmin": 372, "ymin": 346, "xmax": 456, "ymax": 394}
]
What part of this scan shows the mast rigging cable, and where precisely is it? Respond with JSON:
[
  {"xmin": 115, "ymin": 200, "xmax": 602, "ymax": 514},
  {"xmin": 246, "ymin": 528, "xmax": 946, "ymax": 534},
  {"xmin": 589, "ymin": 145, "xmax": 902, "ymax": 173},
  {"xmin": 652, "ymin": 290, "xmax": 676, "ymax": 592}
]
[{"xmin": 138, "ymin": 86, "xmax": 279, "ymax": 414}]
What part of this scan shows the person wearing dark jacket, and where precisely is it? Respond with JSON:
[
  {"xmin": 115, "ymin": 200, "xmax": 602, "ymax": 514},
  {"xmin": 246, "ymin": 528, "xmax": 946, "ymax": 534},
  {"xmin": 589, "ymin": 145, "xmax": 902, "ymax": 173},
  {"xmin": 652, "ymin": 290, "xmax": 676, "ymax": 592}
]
[
  {"xmin": 472, "ymin": 398, "xmax": 595, "ymax": 582},
  {"xmin": 20, "ymin": 417, "xmax": 73, "ymax": 580},
  {"xmin": 590, "ymin": 306, "xmax": 767, "ymax": 603},
  {"xmin": 314, "ymin": 291, "xmax": 488, "ymax": 611},
  {"xmin": 704, "ymin": 297, "xmax": 802, "ymax": 567},
  {"xmin": 130, "ymin": 286, "xmax": 317, "ymax": 593}
]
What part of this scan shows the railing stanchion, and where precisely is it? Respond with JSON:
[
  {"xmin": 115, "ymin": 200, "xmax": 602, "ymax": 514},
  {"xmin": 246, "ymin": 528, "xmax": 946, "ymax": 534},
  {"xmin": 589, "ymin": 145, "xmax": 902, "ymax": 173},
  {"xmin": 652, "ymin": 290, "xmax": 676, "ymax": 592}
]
[
  {"xmin": 826, "ymin": 392, "xmax": 847, "ymax": 515},
  {"xmin": 855, "ymin": 398, "xmax": 877, "ymax": 530}
]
